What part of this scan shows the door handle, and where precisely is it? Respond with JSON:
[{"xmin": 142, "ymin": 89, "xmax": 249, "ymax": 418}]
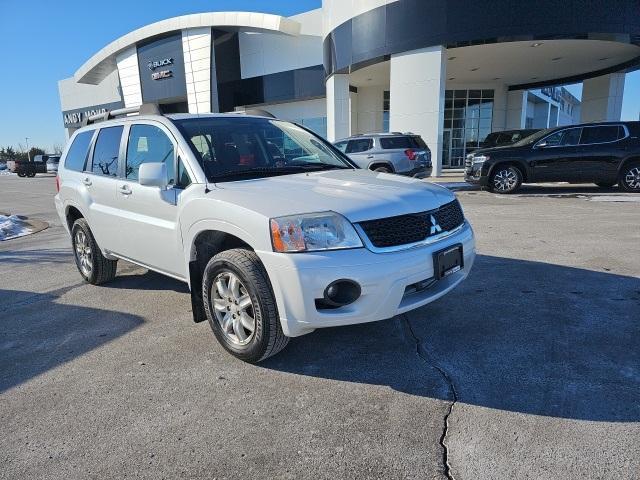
[
  {"xmin": 82, "ymin": 177, "xmax": 92, "ymax": 186},
  {"xmin": 119, "ymin": 185, "xmax": 132, "ymax": 195},
  {"xmin": 367, "ymin": 155, "xmax": 374, "ymax": 159}
]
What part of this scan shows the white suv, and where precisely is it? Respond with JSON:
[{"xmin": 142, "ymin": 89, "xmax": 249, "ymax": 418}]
[{"xmin": 55, "ymin": 107, "xmax": 475, "ymax": 362}]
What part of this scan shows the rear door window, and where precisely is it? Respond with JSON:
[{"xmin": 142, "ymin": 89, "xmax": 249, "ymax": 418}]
[
  {"xmin": 91, "ymin": 126, "xmax": 123, "ymax": 177},
  {"xmin": 579, "ymin": 126, "xmax": 621, "ymax": 145},
  {"xmin": 346, "ymin": 138, "xmax": 373, "ymax": 153},
  {"xmin": 63, "ymin": 131, "xmax": 94, "ymax": 172}
]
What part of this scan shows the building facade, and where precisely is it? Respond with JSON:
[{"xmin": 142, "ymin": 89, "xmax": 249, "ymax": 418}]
[{"xmin": 59, "ymin": 0, "xmax": 640, "ymax": 174}]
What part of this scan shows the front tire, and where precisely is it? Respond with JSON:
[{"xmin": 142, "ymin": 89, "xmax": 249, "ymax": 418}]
[
  {"xmin": 619, "ymin": 162, "xmax": 640, "ymax": 192},
  {"xmin": 202, "ymin": 248, "xmax": 288, "ymax": 363},
  {"xmin": 489, "ymin": 165, "xmax": 523, "ymax": 194},
  {"xmin": 71, "ymin": 218, "xmax": 117, "ymax": 285}
]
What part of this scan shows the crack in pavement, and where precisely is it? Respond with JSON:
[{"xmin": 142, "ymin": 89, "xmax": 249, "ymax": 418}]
[{"xmin": 401, "ymin": 314, "xmax": 458, "ymax": 480}]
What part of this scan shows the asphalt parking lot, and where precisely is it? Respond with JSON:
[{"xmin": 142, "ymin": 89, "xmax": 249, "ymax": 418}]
[{"xmin": 1, "ymin": 174, "xmax": 639, "ymax": 479}]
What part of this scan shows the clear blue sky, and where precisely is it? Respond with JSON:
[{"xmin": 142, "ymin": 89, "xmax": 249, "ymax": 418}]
[{"xmin": 0, "ymin": 0, "xmax": 638, "ymax": 151}]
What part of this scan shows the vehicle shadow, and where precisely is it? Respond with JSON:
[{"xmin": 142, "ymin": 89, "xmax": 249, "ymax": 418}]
[
  {"xmin": 0, "ymin": 288, "xmax": 144, "ymax": 393},
  {"xmin": 513, "ymin": 184, "xmax": 623, "ymax": 196},
  {"xmin": 261, "ymin": 254, "xmax": 640, "ymax": 422},
  {"xmin": 0, "ymin": 248, "xmax": 72, "ymax": 264},
  {"xmin": 103, "ymin": 269, "xmax": 190, "ymax": 293}
]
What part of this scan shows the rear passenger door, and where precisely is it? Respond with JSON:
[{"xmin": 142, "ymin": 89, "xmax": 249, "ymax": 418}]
[
  {"xmin": 113, "ymin": 122, "xmax": 186, "ymax": 278},
  {"xmin": 344, "ymin": 138, "xmax": 374, "ymax": 168},
  {"xmin": 84, "ymin": 125, "xmax": 124, "ymax": 249},
  {"xmin": 576, "ymin": 125, "xmax": 625, "ymax": 183}
]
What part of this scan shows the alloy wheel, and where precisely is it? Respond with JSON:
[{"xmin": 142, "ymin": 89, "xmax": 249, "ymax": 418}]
[
  {"xmin": 74, "ymin": 230, "xmax": 93, "ymax": 277},
  {"xmin": 624, "ymin": 167, "xmax": 640, "ymax": 190},
  {"xmin": 211, "ymin": 271, "xmax": 256, "ymax": 346},
  {"xmin": 493, "ymin": 168, "xmax": 518, "ymax": 192}
]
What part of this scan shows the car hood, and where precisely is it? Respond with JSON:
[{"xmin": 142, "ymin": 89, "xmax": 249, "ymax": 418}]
[
  {"xmin": 471, "ymin": 144, "xmax": 528, "ymax": 156},
  {"xmin": 209, "ymin": 169, "xmax": 455, "ymax": 222}
]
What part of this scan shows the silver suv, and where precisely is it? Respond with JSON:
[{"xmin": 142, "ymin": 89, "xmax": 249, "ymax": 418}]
[{"xmin": 334, "ymin": 133, "xmax": 432, "ymax": 178}]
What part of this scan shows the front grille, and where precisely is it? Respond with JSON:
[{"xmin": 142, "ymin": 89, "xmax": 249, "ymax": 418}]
[{"xmin": 358, "ymin": 200, "xmax": 465, "ymax": 248}]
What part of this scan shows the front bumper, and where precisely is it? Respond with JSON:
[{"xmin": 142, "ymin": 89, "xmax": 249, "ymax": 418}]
[
  {"xmin": 464, "ymin": 165, "xmax": 489, "ymax": 186},
  {"xmin": 258, "ymin": 221, "xmax": 475, "ymax": 337}
]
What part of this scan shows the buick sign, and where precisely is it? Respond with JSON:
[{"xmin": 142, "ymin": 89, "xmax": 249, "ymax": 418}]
[{"xmin": 148, "ymin": 58, "xmax": 173, "ymax": 71}]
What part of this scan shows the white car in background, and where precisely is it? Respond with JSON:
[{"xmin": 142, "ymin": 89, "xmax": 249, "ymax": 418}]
[{"xmin": 55, "ymin": 106, "xmax": 475, "ymax": 362}]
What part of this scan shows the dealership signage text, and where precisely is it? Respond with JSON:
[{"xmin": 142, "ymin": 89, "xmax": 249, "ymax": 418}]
[
  {"xmin": 63, "ymin": 108, "xmax": 107, "ymax": 127},
  {"xmin": 148, "ymin": 58, "xmax": 174, "ymax": 80}
]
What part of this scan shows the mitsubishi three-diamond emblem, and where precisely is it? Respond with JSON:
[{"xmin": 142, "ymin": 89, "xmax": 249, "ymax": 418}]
[{"xmin": 430, "ymin": 215, "xmax": 442, "ymax": 235}]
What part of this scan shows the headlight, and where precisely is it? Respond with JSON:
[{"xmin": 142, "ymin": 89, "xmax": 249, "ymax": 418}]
[
  {"xmin": 473, "ymin": 155, "xmax": 489, "ymax": 164},
  {"xmin": 270, "ymin": 212, "xmax": 363, "ymax": 252}
]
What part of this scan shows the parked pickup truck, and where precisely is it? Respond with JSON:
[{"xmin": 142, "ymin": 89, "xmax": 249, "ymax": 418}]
[
  {"xmin": 55, "ymin": 105, "xmax": 476, "ymax": 362},
  {"xmin": 7, "ymin": 154, "xmax": 57, "ymax": 177}
]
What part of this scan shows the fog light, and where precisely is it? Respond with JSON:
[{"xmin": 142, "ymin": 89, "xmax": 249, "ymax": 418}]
[{"xmin": 322, "ymin": 279, "xmax": 361, "ymax": 308}]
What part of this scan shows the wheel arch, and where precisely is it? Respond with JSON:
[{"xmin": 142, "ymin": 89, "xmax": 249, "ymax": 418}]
[
  {"xmin": 65, "ymin": 204, "xmax": 86, "ymax": 232},
  {"xmin": 617, "ymin": 156, "xmax": 640, "ymax": 175},
  {"xmin": 368, "ymin": 162, "xmax": 395, "ymax": 172},
  {"xmin": 186, "ymin": 225, "xmax": 258, "ymax": 323}
]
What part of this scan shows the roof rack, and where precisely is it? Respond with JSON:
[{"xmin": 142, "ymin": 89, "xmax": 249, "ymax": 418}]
[
  {"xmin": 234, "ymin": 108, "xmax": 277, "ymax": 118},
  {"xmin": 82, "ymin": 103, "xmax": 162, "ymax": 126}
]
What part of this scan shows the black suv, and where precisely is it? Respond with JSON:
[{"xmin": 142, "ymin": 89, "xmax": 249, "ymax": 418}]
[{"xmin": 465, "ymin": 122, "xmax": 640, "ymax": 193}]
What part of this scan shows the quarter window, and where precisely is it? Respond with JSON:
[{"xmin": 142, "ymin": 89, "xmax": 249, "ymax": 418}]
[
  {"xmin": 177, "ymin": 158, "xmax": 191, "ymax": 188},
  {"xmin": 579, "ymin": 126, "xmax": 622, "ymax": 145},
  {"xmin": 63, "ymin": 131, "xmax": 94, "ymax": 172},
  {"xmin": 91, "ymin": 126, "xmax": 123, "ymax": 177},
  {"xmin": 126, "ymin": 124, "xmax": 175, "ymax": 183}
]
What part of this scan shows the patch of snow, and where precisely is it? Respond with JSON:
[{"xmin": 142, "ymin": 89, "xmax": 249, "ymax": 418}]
[
  {"xmin": 0, "ymin": 170, "xmax": 16, "ymax": 176},
  {"xmin": 0, "ymin": 215, "xmax": 33, "ymax": 241},
  {"xmin": 587, "ymin": 195, "xmax": 640, "ymax": 203}
]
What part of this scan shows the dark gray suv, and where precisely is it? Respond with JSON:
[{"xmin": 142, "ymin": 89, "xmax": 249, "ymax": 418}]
[{"xmin": 334, "ymin": 133, "xmax": 432, "ymax": 178}]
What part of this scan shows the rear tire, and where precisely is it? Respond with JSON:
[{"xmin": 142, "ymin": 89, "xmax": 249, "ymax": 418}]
[
  {"xmin": 373, "ymin": 166, "xmax": 391, "ymax": 173},
  {"xmin": 489, "ymin": 165, "xmax": 523, "ymax": 194},
  {"xmin": 202, "ymin": 248, "xmax": 288, "ymax": 363},
  {"xmin": 619, "ymin": 161, "xmax": 640, "ymax": 192},
  {"xmin": 27, "ymin": 172, "xmax": 36, "ymax": 178},
  {"xmin": 595, "ymin": 181, "xmax": 616, "ymax": 188},
  {"xmin": 71, "ymin": 218, "xmax": 117, "ymax": 285}
]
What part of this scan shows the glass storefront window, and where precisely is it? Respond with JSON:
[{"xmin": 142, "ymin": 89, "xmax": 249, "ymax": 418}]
[{"xmin": 442, "ymin": 89, "xmax": 494, "ymax": 168}]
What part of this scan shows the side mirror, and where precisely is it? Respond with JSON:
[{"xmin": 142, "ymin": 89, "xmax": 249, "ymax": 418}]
[{"xmin": 139, "ymin": 162, "xmax": 168, "ymax": 189}]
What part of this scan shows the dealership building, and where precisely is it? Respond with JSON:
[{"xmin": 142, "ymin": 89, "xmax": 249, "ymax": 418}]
[{"xmin": 59, "ymin": 0, "xmax": 639, "ymax": 174}]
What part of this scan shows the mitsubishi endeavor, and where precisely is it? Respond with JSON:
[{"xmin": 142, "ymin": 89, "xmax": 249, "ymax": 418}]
[{"xmin": 55, "ymin": 105, "xmax": 475, "ymax": 362}]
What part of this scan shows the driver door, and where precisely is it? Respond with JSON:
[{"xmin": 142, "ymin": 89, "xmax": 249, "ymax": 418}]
[
  {"xmin": 530, "ymin": 127, "xmax": 583, "ymax": 182},
  {"xmin": 112, "ymin": 122, "xmax": 187, "ymax": 279}
]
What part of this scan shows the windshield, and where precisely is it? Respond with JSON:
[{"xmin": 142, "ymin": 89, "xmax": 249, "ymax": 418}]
[
  {"xmin": 512, "ymin": 128, "xmax": 552, "ymax": 147},
  {"xmin": 173, "ymin": 117, "xmax": 354, "ymax": 182}
]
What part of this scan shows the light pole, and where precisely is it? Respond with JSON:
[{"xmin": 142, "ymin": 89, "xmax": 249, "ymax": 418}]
[{"xmin": 25, "ymin": 137, "xmax": 30, "ymax": 161}]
